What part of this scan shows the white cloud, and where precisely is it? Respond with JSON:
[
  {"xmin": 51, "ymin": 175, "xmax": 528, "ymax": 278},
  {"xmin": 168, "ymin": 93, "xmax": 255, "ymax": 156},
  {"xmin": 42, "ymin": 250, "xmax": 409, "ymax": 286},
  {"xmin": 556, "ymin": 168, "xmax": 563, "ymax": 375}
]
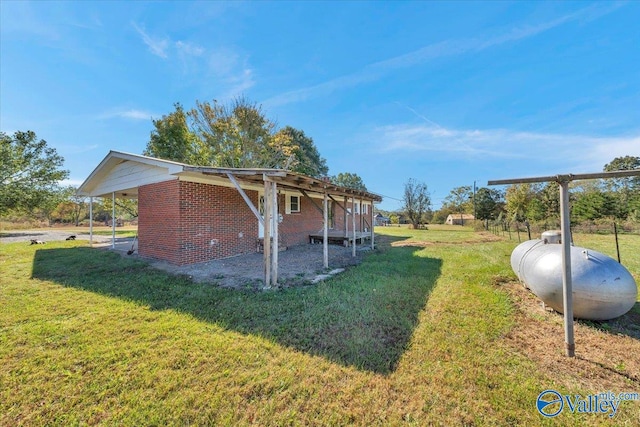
[
  {"xmin": 175, "ymin": 40, "xmax": 204, "ymax": 57},
  {"xmin": 265, "ymin": 3, "xmax": 623, "ymax": 107},
  {"xmin": 131, "ymin": 23, "xmax": 253, "ymax": 96},
  {"xmin": 99, "ymin": 109, "xmax": 154, "ymax": 121},
  {"xmin": 132, "ymin": 22, "xmax": 169, "ymax": 59},
  {"xmin": 206, "ymin": 49, "xmax": 255, "ymax": 97},
  {"xmin": 374, "ymin": 122, "xmax": 640, "ymax": 172}
]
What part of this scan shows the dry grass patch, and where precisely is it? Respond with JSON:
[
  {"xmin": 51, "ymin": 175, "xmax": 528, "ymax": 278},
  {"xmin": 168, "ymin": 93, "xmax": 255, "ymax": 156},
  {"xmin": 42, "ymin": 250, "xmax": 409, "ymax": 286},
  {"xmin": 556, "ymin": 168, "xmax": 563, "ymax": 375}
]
[{"xmin": 502, "ymin": 280, "xmax": 640, "ymax": 391}]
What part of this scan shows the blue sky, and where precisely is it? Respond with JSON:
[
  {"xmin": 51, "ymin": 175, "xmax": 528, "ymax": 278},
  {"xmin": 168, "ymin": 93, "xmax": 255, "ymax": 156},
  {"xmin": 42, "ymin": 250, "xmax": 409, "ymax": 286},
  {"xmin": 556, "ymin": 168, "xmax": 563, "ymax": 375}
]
[{"xmin": 1, "ymin": 1, "xmax": 639, "ymax": 210}]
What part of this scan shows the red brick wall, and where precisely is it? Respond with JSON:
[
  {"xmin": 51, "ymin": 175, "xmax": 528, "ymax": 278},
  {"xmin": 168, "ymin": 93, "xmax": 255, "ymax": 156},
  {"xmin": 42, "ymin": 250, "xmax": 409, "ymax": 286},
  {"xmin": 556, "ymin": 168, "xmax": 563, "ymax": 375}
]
[
  {"xmin": 178, "ymin": 181, "xmax": 258, "ymax": 264},
  {"xmin": 138, "ymin": 180, "xmax": 258, "ymax": 265},
  {"xmin": 138, "ymin": 180, "xmax": 182, "ymax": 264},
  {"xmin": 279, "ymin": 194, "xmax": 324, "ymax": 246},
  {"xmin": 138, "ymin": 180, "xmax": 374, "ymax": 265}
]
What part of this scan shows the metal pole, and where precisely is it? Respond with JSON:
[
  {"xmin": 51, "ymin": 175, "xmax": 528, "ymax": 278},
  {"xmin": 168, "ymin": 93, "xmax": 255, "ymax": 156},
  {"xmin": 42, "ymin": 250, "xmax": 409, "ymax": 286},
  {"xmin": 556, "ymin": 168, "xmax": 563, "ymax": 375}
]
[
  {"xmin": 89, "ymin": 196, "xmax": 93, "ymax": 246},
  {"xmin": 614, "ymin": 220, "xmax": 621, "ymax": 263},
  {"xmin": 559, "ymin": 180, "xmax": 575, "ymax": 357},
  {"xmin": 111, "ymin": 192, "xmax": 116, "ymax": 249}
]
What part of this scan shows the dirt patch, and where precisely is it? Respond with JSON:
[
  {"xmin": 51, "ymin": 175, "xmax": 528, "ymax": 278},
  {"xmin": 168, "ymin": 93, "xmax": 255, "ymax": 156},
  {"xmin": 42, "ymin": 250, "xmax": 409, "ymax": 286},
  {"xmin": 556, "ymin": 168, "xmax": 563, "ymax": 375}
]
[
  {"xmin": 500, "ymin": 280, "xmax": 640, "ymax": 391},
  {"xmin": 146, "ymin": 243, "xmax": 372, "ymax": 289},
  {"xmin": 390, "ymin": 232, "xmax": 504, "ymax": 247}
]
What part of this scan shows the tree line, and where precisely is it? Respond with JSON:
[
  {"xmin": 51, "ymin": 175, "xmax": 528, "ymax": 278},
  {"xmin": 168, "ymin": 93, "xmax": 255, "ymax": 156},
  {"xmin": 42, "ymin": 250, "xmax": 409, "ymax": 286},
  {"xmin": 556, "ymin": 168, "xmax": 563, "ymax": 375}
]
[{"xmin": 398, "ymin": 156, "xmax": 639, "ymax": 229}]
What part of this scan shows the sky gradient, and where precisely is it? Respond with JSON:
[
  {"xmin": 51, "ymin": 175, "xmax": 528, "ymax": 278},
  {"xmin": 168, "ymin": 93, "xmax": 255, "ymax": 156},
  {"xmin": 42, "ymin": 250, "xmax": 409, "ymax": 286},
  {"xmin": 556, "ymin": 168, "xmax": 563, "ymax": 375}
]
[{"xmin": 2, "ymin": 1, "xmax": 639, "ymax": 210}]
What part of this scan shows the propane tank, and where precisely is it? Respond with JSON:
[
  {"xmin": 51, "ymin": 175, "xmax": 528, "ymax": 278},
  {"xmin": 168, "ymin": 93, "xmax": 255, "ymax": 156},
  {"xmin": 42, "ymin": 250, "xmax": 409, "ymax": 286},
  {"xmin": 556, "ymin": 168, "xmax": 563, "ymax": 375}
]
[{"xmin": 511, "ymin": 233, "xmax": 637, "ymax": 321}]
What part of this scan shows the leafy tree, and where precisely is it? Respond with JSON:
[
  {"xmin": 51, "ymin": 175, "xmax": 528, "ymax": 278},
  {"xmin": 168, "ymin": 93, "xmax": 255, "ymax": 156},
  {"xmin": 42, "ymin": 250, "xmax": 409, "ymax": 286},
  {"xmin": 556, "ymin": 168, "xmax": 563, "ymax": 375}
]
[
  {"xmin": 331, "ymin": 172, "xmax": 367, "ymax": 191},
  {"xmin": 603, "ymin": 156, "xmax": 640, "ymax": 219},
  {"xmin": 474, "ymin": 187, "xmax": 504, "ymax": 225},
  {"xmin": 190, "ymin": 96, "xmax": 282, "ymax": 168},
  {"xmin": 505, "ymin": 183, "xmax": 536, "ymax": 222},
  {"xmin": 0, "ymin": 131, "xmax": 69, "ymax": 216},
  {"xmin": 143, "ymin": 103, "xmax": 205, "ymax": 164},
  {"xmin": 572, "ymin": 188, "xmax": 616, "ymax": 221},
  {"xmin": 275, "ymin": 126, "xmax": 328, "ymax": 177},
  {"xmin": 145, "ymin": 98, "xmax": 329, "ymax": 178},
  {"xmin": 403, "ymin": 178, "xmax": 431, "ymax": 229}
]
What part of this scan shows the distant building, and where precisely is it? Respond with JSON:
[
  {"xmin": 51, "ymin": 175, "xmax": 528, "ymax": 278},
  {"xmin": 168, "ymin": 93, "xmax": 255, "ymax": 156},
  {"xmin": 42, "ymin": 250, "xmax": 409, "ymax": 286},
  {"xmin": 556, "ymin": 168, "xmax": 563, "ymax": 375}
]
[
  {"xmin": 445, "ymin": 213, "xmax": 475, "ymax": 225},
  {"xmin": 374, "ymin": 213, "xmax": 390, "ymax": 226}
]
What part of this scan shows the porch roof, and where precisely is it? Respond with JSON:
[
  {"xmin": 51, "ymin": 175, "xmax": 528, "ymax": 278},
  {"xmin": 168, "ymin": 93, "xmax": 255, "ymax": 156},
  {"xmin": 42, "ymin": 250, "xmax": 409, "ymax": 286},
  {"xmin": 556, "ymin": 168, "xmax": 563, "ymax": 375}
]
[{"xmin": 77, "ymin": 150, "xmax": 381, "ymax": 202}]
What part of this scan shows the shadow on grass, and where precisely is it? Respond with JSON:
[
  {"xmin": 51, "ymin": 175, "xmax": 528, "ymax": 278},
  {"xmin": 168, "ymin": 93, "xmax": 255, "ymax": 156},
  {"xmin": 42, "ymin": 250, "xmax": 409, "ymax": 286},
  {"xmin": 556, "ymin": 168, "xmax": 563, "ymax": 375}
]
[{"xmin": 31, "ymin": 237, "xmax": 440, "ymax": 375}]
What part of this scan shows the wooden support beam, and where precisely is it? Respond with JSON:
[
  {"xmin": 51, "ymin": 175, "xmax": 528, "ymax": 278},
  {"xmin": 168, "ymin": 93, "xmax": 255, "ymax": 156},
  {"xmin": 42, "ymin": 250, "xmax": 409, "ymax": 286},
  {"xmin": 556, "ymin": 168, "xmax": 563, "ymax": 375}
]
[
  {"xmin": 227, "ymin": 173, "xmax": 264, "ymax": 225},
  {"xmin": 370, "ymin": 202, "xmax": 375, "ymax": 250},
  {"xmin": 343, "ymin": 196, "xmax": 348, "ymax": 245},
  {"xmin": 271, "ymin": 181, "xmax": 278, "ymax": 285},
  {"xmin": 352, "ymin": 197, "xmax": 356, "ymax": 257},
  {"xmin": 263, "ymin": 180, "xmax": 272, "ymax": 288},
  {"xmin": 323, "ymin": 192, "xmax": 329, "ymax": 269},
  {"xmin": 300, "ymin": 189, "xmax": 324, "ymax": 215}
]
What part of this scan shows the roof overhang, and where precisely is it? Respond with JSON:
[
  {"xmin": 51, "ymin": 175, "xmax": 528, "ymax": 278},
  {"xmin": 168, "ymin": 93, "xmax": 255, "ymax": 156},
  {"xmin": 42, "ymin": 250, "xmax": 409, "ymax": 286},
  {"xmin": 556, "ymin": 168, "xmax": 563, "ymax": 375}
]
[{"xmin": 77, "ymin": 151, "xmax": 382, "ymax": 202}]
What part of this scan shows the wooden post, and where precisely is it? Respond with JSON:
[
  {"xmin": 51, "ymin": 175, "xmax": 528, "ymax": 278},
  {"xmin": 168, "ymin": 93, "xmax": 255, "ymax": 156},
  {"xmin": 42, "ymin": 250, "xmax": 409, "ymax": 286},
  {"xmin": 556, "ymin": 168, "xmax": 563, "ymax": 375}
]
[
  {"xmin": 323, "ymin": 192, "xmax": 329, "ymax": 269},
  {"xmin": 343, "ymin": 195, "xmax": 348, "ymax": 243},
  {"xmin": 89, "ymin": 196, "xmax": 93, "ymax": 246},
  {"xmin": 352, "ymin": 197, "xmax": 356, "ymax": 257},
  {"xmin": 111, "ymin": 192, "xmax": 116, "ymax": 249},
  {"xmin": 370, "ymin": 201, "xmax": 375, "ymax": 249},
  {"xmin": 271, "ymin": 181, "xmax": 278, "ymax": 285},
  {"xmin": 559, "ymin": 179, "xmax": 575, "ymax": 357},
  {"xmin": 263, "ymin": 180, "xmax": 271, "ymax": 288}
]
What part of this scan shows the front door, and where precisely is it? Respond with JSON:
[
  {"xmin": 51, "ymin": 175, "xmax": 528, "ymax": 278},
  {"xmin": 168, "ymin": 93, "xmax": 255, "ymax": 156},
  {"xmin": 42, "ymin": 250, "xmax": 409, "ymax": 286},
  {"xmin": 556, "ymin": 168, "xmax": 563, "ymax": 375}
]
[{"xmin": 257, "ymin": 193, "xmax": 277, "ymax": 238}]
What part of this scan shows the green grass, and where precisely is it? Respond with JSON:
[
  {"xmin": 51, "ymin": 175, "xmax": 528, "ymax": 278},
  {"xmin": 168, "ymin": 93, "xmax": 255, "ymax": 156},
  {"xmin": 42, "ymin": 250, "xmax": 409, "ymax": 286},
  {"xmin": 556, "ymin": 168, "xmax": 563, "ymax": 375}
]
[{"xmin": 1, "ymin": 225, "xmax": 638, "ymax": 425}]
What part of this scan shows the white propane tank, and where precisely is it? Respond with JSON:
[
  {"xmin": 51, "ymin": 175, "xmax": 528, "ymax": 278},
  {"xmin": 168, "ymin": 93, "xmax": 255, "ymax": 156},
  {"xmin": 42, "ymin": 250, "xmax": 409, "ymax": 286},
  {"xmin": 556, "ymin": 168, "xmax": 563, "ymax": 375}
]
[{"xmin": 511, "ymin": 233, "xmax": 637, "ymax": 321}]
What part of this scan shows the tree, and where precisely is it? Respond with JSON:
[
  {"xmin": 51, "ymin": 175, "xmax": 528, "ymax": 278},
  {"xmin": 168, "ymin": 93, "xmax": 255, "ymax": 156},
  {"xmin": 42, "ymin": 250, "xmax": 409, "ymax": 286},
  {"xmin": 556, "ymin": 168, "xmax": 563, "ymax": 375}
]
[
  {"xmin": 190, "ymin": 96, "xmax": 282, "ymax": 168},
  {"xmin": 403, "ymin": 178, "xmax": 431, "ymax": 229},
  {"xmin": 331, "ymin": 172, "xmax": 367, "ymax": 191},
  {"xmin": 145, "ymin": 98, "xmax": 329, "ymax": 177},
  {"xmin": 505, "ymin": 183, "xmax": 536, "ymax": 222},
  {"xmin": 603, "ymin": 156, "xmax": 640, "ymax": 219},
  {"xmin": 474, "ymin": 187, "xmax": 504, "ymax": 226},
  {"xmin": 0, "ymin": 131, "xmax": 69, "ymax": 216},
  {"xmin": 275, "ymin": 126, "xmax": 328, "ymax": 177},
  {"xmin": 143, "ymin": 103, "xmax": 205, "ymax": 165}
]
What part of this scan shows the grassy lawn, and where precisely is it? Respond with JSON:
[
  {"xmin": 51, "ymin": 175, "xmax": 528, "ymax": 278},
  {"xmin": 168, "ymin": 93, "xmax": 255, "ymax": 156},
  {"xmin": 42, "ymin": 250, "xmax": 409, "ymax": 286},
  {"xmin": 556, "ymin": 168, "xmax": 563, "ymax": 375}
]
[{"xmin": 1, "ymin": 225, "xmax": 638, "ymax": 425}]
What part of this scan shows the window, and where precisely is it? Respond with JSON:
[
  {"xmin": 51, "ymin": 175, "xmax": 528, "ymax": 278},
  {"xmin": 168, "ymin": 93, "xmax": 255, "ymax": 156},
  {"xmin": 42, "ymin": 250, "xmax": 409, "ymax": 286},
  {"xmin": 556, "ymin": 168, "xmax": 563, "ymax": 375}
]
[
  {"xmin": 363, "ymin": 203, "xmax": 368, "ymax": 215},
  {"xmin": 286, "ymin": 195, "xmax": 300, "ymax": 213}
]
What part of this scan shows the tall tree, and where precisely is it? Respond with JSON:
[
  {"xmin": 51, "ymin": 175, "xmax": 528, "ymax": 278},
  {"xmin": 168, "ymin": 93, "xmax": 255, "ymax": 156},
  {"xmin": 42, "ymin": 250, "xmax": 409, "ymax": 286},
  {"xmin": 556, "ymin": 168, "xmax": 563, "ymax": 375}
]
[
  {"xmin": 190, "ymin": 97, "xmax": 281, "ymax": 168},
  {"xmin": 403, "ymin": 178, "xmax": 431, "ymax": 229},
  {"xmin": 505, "ymin": 183, "xmax": 536, "ymax": 222},
  {"xmin": 474, "ymin": 187, "xmax": 504, "ymax": 224},
  {"xmin": 0, "ymin": 131, "xmax": 69, "ymax": 216},
  {"xmin": 331, "ymin": 172, "xmax": 367, "ymax": 191},
  {"xmin": 275, "ymin": 126, "xmax": 328, "ymax": 177},
  {"xmin": 143, "ymin": 103, "xmax": 205, "ymax": 164}
]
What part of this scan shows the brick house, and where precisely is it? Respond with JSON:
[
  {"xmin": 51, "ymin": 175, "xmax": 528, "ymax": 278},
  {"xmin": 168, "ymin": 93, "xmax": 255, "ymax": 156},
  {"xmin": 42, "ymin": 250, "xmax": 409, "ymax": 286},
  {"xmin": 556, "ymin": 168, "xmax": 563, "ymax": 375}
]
[{"xmin": 78, "ymin": 151, "xmax": 381, "ymax": 285}]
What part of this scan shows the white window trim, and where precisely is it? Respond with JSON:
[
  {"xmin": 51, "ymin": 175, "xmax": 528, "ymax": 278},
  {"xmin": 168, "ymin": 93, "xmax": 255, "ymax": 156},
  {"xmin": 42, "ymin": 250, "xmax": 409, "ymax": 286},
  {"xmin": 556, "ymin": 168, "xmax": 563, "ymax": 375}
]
[{"xmin": 286, "ymin": 194, "xmax": 301, "ymax": 214}]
